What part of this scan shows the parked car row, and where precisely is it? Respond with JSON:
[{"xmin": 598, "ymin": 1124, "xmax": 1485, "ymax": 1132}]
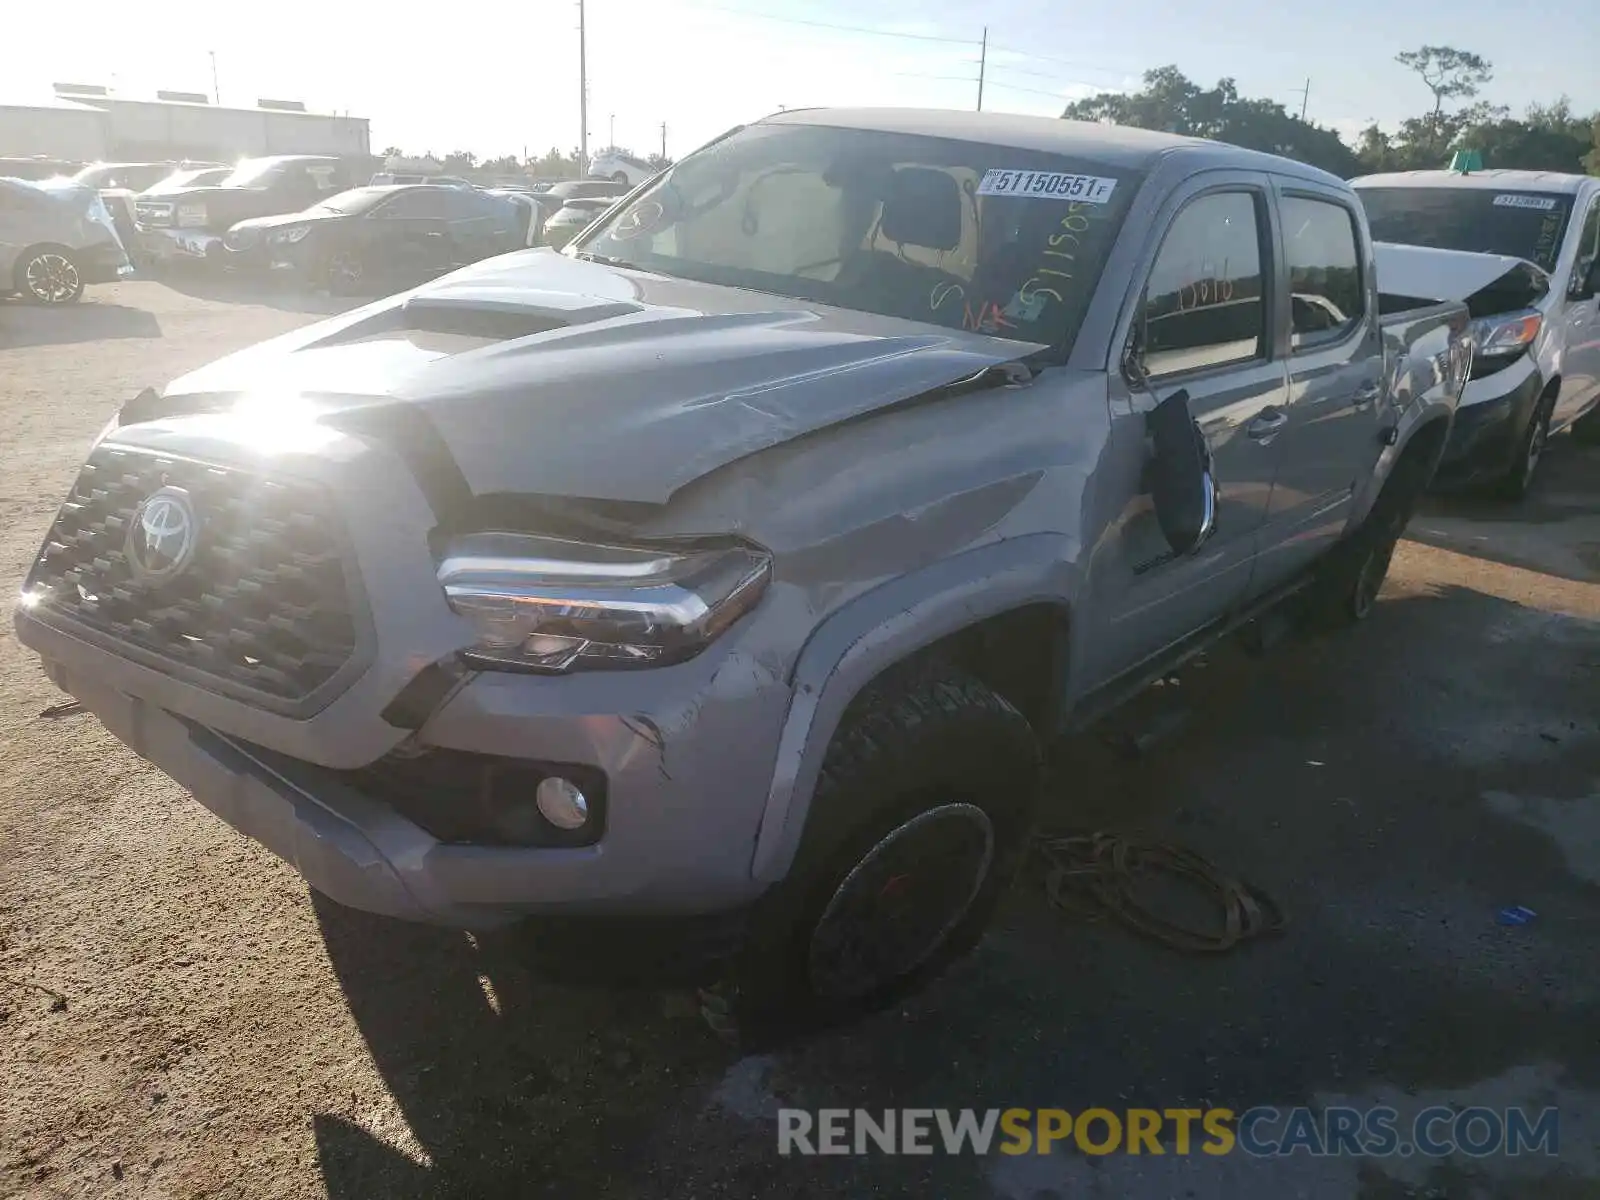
[{"xmin": 221, "ymin": 183, "xmax": 539, "ymax": 294}]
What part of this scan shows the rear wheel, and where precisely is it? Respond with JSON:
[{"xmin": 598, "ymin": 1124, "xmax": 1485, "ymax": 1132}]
[
  {"xmin": 16, "ymin": 246, "xmax": 84, "ymax": 304},
  {"xmin": 701, "ymin": 662, "xmax": 1041, "ymax": 1047},
  {"xmin": 1303, "ymin": 436, "xmax": 1435, "ymax": 631},
  {"xmin": 611, "ymin": 170, "xmax": 630, "ymax": 185}
]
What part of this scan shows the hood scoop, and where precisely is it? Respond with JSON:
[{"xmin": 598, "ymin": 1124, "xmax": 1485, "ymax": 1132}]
[{"xmin": 304, "ymin": 288, "xmax": 646, "ymax": 350}]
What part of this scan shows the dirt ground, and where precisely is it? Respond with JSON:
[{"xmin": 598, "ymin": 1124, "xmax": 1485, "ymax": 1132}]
[{"xmin": 2, "ymin": 281, "xmax": 1598, "ymax": 1200}]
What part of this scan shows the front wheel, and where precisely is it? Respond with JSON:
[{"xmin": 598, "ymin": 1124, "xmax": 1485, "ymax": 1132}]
[
  {"xmin": 611, "ymin": 170, "xmax": 630, "ymax": 185},
  {"xmin": 1496, "ymin": 390, "xmax": 1554, "ymax": 501},
  {"xmin": 322, "ymin": 249, "xmax": 365, "ymax": 296},
  {"xmin": 702, "ymin": 662, "xmax": 1041, "ymax": 1046},
  {"xmin": 17, "ymin": 247, "xmax": 84, "ymax": 304}
]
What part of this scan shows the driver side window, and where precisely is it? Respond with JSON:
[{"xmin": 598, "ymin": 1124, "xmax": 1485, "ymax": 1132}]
[{"xmin": 1139, "ymin": 191, "xmax": 1267, "ymax": 380}]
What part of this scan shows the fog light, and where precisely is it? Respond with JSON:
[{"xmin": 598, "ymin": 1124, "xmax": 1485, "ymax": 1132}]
[{"xmin": 536, "ymin": 776, "xmax": 589, "ymax": 830}]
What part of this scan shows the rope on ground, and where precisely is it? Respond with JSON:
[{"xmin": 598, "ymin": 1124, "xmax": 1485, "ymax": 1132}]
[{"xmin": 1032, "ymin": 831, "xmax": 1286, "ymax": 953}]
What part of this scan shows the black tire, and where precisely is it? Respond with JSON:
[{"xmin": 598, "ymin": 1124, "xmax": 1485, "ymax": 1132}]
[
  {"xmin": 1573, "ymin": 405, "xmax": 1600, "ymax": 446},
  {"xmin": 702, "ymin": 662, "xmax": 1042, "ymax": 1047},
  {"xmin": 322, "ymin": 249, "xmax": 365, "ymax": 296},
  {"xmin": 1303, "ymin": 442, "xmax": 1433, "ymax": 631},
  {"xmin": 14, "ymin": 245, "xmax": 85, "ymax": 304},
  {"xmin": 611, "ymin": 171, "xmax": 630, "ymax": 185},
  {"xmin": 1495, "ymin": 388, "xmax": 1555, "ymax": 501}
]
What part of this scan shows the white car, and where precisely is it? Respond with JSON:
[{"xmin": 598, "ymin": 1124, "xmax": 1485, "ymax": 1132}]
[{"xmin": 585, "ymin": 150, "xmax": 654, "ymax": 187}]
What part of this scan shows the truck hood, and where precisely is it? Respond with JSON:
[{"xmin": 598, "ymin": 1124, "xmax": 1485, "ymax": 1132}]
[
  {"xmin": 1373, "ymin": 241, "xmax": 1550, "ymax": 316},
  {"xmin": 155, "ymin": 250, "xmax": 1044, "ymax": 505}
]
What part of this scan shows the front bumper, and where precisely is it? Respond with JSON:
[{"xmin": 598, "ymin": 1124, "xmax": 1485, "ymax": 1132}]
[
  {"xmin": 12, "ymin": 427, "xmax": 793, "ymax": 927},
  {"xmin": 136, "ymin": 225, "xmax": 226, "ymax": 265},
  {"xmin": 20, "ymin": 635, "xmax": 790, "ymax": 927},
  {"xmin": 1430, "ymin": 356, "xmax": 1544, "ymax": 489}
]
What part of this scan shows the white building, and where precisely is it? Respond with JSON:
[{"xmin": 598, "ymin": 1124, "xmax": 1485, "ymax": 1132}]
[{"xmin": 0, "ymin": 87, "xmax": 370, "ymax": 164}]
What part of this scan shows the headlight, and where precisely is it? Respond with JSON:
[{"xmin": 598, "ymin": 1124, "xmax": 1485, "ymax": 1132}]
[
  {"xmin": 271, "ymin": 225, "xmax": 310, "ymax": 244},
  {"xmin": 438, "ymin": 532, "xmax": 772, "ymax": 673},
  {"xmin": 1470, "ymin": 310, "xmax": 1541, "ymax": 359}
]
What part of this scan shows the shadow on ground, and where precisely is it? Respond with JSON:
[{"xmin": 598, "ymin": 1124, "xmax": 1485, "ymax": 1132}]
[
  {"xmin": 0, "ymin": 299, "xmax": 162, "ymax": 349},
  {"xmin": 1408, "ymin": 437, "xmax": 1600, "ymax": 584},
  {"xmin": 148, "ymin": 268, "xmax": 362, "ymax": 317},
  {"xmin": 311, "ymin": 583, "xmax": 1600, "ymax": 1200}
]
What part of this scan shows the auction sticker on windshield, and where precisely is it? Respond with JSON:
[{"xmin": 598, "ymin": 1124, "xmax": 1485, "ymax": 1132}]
[
  {"xmin": 1493, "ymin": 194, "xmax": 1559, "ymax": 211},
  {"xmin": 977, "ymin": 170, "xmax": 1118, "ymax": 203}
]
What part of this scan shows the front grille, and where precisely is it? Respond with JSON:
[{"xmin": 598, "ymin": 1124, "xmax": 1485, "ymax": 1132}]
[{"xmin": 24, "ymin": 444, "xmax": 361, "ymax": 706}]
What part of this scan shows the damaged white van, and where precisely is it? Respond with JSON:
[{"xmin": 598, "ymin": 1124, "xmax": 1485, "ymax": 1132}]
[{"xmin": 1354, "ymin": 169, "xmax": 1600, "ymax": 498}]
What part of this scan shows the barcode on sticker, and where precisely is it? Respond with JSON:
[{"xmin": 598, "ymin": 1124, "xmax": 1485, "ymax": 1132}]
[
  {"xmin": 977, "ymin": 170, "xmax": 1118, "ymax": 203},
  {"xmin": 1493, "ymin": 194, "xmax": 1558, "ymax": 211}
]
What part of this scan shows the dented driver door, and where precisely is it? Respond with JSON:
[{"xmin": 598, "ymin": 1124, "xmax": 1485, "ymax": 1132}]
[{"xmin": 1075, "ymin": 173, "xmax": 1290, "ymax": 691}]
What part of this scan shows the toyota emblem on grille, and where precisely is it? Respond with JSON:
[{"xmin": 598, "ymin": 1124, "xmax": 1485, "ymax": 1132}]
[{"xmin": 126, "ymin": 486, "xmax": 199, "ymax": 584}]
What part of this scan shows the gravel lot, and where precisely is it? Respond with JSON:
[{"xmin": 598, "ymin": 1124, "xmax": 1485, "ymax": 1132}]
[{"xmin": 2, "ymin": 281, "xmax": 1598, "ymax": 1200}]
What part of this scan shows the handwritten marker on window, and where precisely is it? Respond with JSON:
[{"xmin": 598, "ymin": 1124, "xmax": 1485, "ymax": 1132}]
[{"xmin": 1496, "ymin": 905, "xmax": 1538, "ymax": 926}]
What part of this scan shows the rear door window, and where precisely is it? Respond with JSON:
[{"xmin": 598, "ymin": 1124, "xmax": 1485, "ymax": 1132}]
[{"xmin": 1281, "ymin": 195, "xmax": 1364, "ymax": 349}]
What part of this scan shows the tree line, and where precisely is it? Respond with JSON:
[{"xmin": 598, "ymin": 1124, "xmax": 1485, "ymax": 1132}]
[
  {"xmin": 377, "ymin": 45, "xmax": 1595, "ymax": 184},
  {"xmin": 1062, "ymin": 45, "xmax": 1600, "ymax": 179},
  {"xmin": 375, "ymin": 146, "xmax": 673, "ymax": 180}
]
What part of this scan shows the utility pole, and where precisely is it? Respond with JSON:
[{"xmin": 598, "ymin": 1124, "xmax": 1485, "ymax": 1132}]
[
  {"xmin": 609, "ymin": 112, "xmax": 615, "ymax": 148},
  {"xmin": 578, "ymin": 0, "xmax": 589, "ymax": 172},
  {"xmin": 660, "ymin": 121, "xmax": 667, "ymax": 159},
  {"xmin": 977, "ymin": 26, "xmax": 987, "ymax": 112},
  {"xmin": 1298, "ymin": 78, "xmax": 1310, "ymax": 122},
  {"xmin": 209, "ymin": 51, "xmax": 220, "ymax": 106}
]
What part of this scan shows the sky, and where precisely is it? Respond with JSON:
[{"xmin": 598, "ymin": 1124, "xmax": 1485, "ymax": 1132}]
[{"xmin": 6, "ymin": 0, "xmax": 1599, "ymax": 161}]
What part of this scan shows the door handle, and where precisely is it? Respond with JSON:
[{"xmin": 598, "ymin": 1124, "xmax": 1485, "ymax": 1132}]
[
  {"xmin": 1352, "ymin": 382, "xmax": 1381, "ymax": 410},
  {"xmin": 1246, "ymin": 406, "xmax": 1288, "ymax": 442}
]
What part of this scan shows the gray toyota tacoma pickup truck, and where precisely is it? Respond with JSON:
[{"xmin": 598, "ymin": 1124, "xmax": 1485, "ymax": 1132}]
[{"xmin": 14, "ymin": 109, "xmax": 1471, "ymax": 1039}]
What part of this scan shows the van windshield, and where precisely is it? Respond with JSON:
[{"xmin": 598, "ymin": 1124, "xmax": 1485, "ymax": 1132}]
[
  {"xmin": 570, "ymin": 121, "xmax": 1143, "ymax": 349},
  {"xmin": 1358, "ymin": 186, "xmax": 1574, "ymax": 272}
]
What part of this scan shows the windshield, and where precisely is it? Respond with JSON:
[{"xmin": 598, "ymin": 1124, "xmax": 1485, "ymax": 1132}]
[
  {"xmin": 152, "ymin": 167, "xmax": 227, "ymax": 191},
  {"xmin": 1358, "ymin": 186, "xmax": 1574, "ymax": 273},
  {"xmin": 219, "ymin": 159, "xmax": 286, "ymax": 188},
  {"xmin": 310, "ymin": 187, "xmax": 392, "ymax": 215},
  {"xmin": 570, "ymin": 122, "xmax": 1142, "ymax": 347}
]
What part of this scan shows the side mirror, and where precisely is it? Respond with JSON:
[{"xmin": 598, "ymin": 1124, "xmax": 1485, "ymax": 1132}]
[{"xmin": 1147, "ymin": 388, "xmax": 1218, "ymax": 557}]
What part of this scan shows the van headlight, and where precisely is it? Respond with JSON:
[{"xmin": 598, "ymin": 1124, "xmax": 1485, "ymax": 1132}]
[
  {"xmin": 438, "ymin": 532, "xmax": 771, "ymax": 673},
  {"xmin": 1470, "ymin": 310, "xmax": 1541, "ymax": 358}
]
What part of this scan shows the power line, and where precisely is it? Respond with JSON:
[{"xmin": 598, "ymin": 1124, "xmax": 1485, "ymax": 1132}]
[
  {"xmin": 984, "ymin": 59, "xmax": 1125, "ymax": 84},
  {"xmin": 986, "ymin": 80, "xmax": 1088, "ymax": 102},
  {"xmin": 692, "ymin": 2, "xmax": 980, "ymax": 45},
  {"xmin": 988, "ymin": 43, "xmax": 1143, "ymax": 78}
]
